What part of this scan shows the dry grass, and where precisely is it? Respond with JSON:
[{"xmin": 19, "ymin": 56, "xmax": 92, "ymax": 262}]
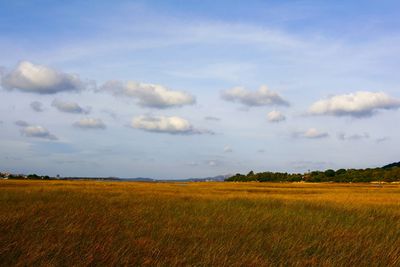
[{"xmin": 1, "ymin": 180, "xmax": 400, "ymax": 266}]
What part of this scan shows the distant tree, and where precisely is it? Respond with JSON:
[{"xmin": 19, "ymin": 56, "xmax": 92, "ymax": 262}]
[
  {"xmin": 27, "ymin": 174, "xmax": 39, "ymax": 180},
  {"xmin": 336, "ymin": 169, "xmax": 347, "ymax": 176},
  {"xmin": 225, "ymin": 163, "xmax": 400, "ymax": 183},
  {"xmin": 324, "ymin": 169, "xmax": 335, "ymax": 178}
]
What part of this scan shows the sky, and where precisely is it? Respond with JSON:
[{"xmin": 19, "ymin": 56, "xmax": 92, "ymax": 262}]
[{"xmin": 1, "ymin": 0, "xmax": 400, "ymax": 179}]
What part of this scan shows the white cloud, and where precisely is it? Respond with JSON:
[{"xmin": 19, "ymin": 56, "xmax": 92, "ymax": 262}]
[
  {"xmin": 267, "ymin": 110, "xmax": 286, "ymax": 123},
  {"xmin": 221, "ymin": 85, "xmax": 289, "ymax": 107},
  {"xmin": 294, "ymin": 128, "xmax": 329, "ymax": 139},
  {"xmin": 15, "ymin": 121, "xmax": 57, "ymax": 140},
  {"xmin": 52, "ymin": 99, "xmax": 90, "ymax": 114},
  {"xmin": 1, "ymin": 61, "xmax": 85, "ymax": 94},
  {"xmin": 308, "ymin": 91, "xmax": 400, "ymax": 117},
  {"xmin": 131, "ymin": 115, "xmax": 211, "ymax": 135},
  {"xmin": 73, "ymin": 118, "xmax": 106, "ymax": 129},
  {"xmin": 100, "ymin": 80, "xmax": 195, "ymax": 109},
  {"xmin": 30, "ymin": 101, "xmax": 44, "ymax": 112},
  {"xmin": 21, "ymin": 126, "xmax": 58, "ymax": 140}
]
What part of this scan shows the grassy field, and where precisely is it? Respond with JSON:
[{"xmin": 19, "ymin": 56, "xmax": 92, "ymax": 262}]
[{"xmin": 1, "ymin": 180, "xmax": 400, "ymax": 266}]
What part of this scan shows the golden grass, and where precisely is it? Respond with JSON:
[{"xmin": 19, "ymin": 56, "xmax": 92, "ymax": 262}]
[{"xmin": 1, "ymin": 180, "xmax": 400, "ymax": 266}]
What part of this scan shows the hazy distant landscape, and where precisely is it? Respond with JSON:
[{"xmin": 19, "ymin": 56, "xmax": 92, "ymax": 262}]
[{"xmin": 2, "ymin": 161, "xmax": 400, "ymax": 183}]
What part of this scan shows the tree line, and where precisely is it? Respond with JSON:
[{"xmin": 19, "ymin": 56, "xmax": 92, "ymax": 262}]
[{"xmin": 225, "ymin": 163, "xmax": 400, "ymax": 183}]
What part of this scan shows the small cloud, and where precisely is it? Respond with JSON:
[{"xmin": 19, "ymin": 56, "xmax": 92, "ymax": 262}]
[
  {"xmin": 17, "ymin": 123, "xmax": 57, "ymax": 140},
  {"xmin": 73, "ymin": 118, "xmax": 106, "ymax": 129},
  {"xmin": 221, "ymin": 85, "xmax": 289, "ymax": 107},
  {"xmin": 267, "ymin": 110, "xmax": 286, "ymax": 123},
  {"xmin": 293, "ymin": 128, "xmax": 329, "ymax": 139},
  {"xmin": 131, "ymin": 115, "xmax": 212, "ymax": 135},
  {"xmin": 308, "ymin": 91, "xmax": 400, "ymax": 118},
  {"xmin": 257, "ymin": 149, "xmax": 265, "ymax": 153},
  {"xmin": 206, "ymin": 160, "xmax": 222, "ymax": 167},
  {"xmin": 208, "ymin": 160, "xmax": 217, "ymax": 166},
  {"xmin": 337, "ymin": 132, "xmax": 369, "ymax": 141},
  {"xmin": 100, "ymin": 80, "xmax": 195, "ymax": 109},
  {"xmin": 30, "ymin": 101, "xmax": 44, "ymax": 112},
  {"xmin": 223, "ymin": 145, "xmax": 233, "ymax": 153},
  {"xmin": 52, "ymin": 99, "xmax": 90, "ymax": 114},
  {"xmin": 15, "ymin": 120, "xmax": 29, "ymax": 127},
  {"xmin": 204, "ymin": 116, "xmax": 221, "ymax": 121},
  {"xmin": 1, "ymin": 61, "xmax": 85, "ymax": 94}
]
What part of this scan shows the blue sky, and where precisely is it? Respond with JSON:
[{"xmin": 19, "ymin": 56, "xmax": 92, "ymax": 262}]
[{"xmin": 1, "ymin": 0, "xmax": 400, "ymax": 178}]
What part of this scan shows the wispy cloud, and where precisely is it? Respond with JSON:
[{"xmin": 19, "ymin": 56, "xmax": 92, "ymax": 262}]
[
  {"xmin": 337, "ymin": 132, "xmax": 369, "ymax": 141},
  {"xmin": 293, "ymin": 128, "xmax": 329, "ymax": 139},
  {"xmin": 204, "ymin": 116, "xmax": 221, "ymax": 122},
  {"xmin": 30, "ymin": 101, "xmax": 44, "ymax": 112}
]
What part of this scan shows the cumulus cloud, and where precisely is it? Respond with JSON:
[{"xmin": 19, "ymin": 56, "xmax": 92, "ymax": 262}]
[
  {"xmin": 52, "ymin": 99, "xmax": 90, "ymax": 114},
  {"xmin": 30, "ymin": 101, "xmax": 44, "ymax": 112},
  {"xmin": 15, "ymin": 121, "xmax": 57, "ymax": 140},
  {"xmin": 267, "ymin": 110, "xmax": 286, "ymax": 123},
  {"xmin": 221, "ymin": 85, "xmax": 289, "ymax": 107},
  {"xmin": 308, "ymin": 91, "xmax": 400, "ymax": 117},
  {"xmin": 293, "ymin": 128, "xmax": 329, "ymax": 139},
  {"xmin": 73, "ymin": 118, "xmax": 106, "ymax": 129},
  {"xmin": 131, "ymin": 115, "xmax": 211, "ymax": 135},
  {"xmin": 337, "ymin": 132, "xmax": 369, "ymax": 141},
  {"xmin": 100, "ymin": 80, "xmax": 195, "ymax": 109},
  {"xmin": 1, "ymin": 61, "xmax": 84, "ymax": 94}
]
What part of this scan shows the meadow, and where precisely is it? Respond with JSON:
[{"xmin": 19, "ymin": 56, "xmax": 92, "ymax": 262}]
[{"xmin": 1, "ymin": 180, "xmax": 400, "ymax": 266}]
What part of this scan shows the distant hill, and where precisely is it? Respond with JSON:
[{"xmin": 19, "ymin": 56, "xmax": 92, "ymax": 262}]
[
  {"xmin": 123, "ymin": 177, "xmax": 155, "ymax": 182},
  {"xmin": 177, "ymin": 174, "xmax": 233, "ymax": 182},
  {"xmin": 382, "ymin": 162, "xmax": 400, "ymax": 169},
  {"xmin": 120, "ymin": 174, "xmax": 233, "ymax": 182}
]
